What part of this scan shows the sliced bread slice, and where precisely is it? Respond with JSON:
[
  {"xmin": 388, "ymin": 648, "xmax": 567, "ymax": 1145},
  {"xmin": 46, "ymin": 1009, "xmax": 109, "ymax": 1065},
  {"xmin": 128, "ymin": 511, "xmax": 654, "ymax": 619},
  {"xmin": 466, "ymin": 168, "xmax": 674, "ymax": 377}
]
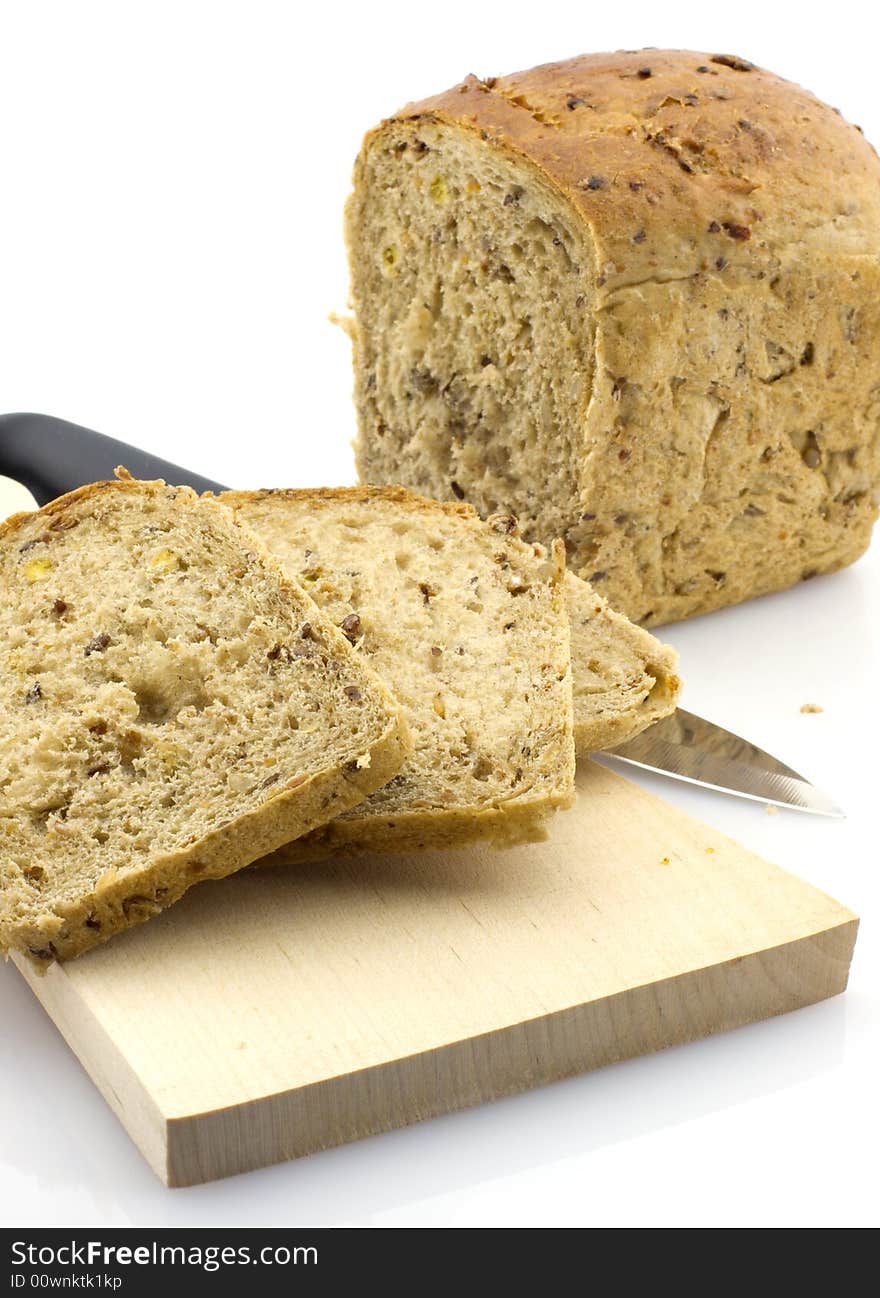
[
  {"xmin": 566, "ymin": 574, "xmax": 680, "ymax": 753},
  {"xmin": 221, "ymin": 487, "xmax": 575, "ymax": 858},
  {"xmin": 224, "ymin": 486, "xmax": 679, "ymax": 760},
  {"xmin": 0, "ymin": 477, "xmax": 408, "ymax": 964}
]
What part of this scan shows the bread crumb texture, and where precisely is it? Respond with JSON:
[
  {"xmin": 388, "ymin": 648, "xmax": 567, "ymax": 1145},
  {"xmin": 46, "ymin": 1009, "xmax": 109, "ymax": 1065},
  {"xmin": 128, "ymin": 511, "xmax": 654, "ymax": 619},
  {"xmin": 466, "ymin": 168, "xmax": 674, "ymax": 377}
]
[
  {"xmin": 565, "ymin": 572, "xmax": 679, "ymax": 749},
  {"xmin": 224, "ymin": 487, "xmax": 576, "ymax": 858},
  {"xmin": 348, "ymin": 50, "xmax": 880, "ymax": 625},
  {"xmin": 800, "ymin": 702, "xmax": 823, "ymax": 713},
  {"xmin": 0, "ymin": 480, "xmax": 406, "ymax": 963}
]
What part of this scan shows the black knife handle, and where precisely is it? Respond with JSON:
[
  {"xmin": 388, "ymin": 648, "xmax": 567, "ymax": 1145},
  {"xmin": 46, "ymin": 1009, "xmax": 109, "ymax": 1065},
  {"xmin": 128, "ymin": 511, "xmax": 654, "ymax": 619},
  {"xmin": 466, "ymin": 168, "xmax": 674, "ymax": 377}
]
[{"xmin": 0, "ymin": 412, "xmax": 227, "ymax": 506}]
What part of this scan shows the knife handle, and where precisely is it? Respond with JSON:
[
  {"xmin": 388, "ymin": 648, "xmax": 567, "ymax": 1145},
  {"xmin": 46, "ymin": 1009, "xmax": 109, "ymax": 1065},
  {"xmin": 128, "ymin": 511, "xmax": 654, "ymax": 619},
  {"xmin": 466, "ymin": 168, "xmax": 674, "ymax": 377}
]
[{"xmin": 0, "ymin": 412, "xmax": 227, "ymax": 506}]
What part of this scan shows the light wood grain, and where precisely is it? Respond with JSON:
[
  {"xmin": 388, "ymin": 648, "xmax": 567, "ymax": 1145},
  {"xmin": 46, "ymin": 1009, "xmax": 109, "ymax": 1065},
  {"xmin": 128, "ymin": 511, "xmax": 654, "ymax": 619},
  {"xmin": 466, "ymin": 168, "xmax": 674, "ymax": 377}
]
[{"xmin": 16, "ymin": 762, "xmax": 857, "ymax": 1187}]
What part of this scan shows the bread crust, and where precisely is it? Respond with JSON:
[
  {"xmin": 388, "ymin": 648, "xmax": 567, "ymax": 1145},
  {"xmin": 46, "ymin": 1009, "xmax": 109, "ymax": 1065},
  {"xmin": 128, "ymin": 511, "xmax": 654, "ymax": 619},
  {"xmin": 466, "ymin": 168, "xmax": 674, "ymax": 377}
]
[
  {"xmin": 352, "ymin": 50, "xmax": 880, "ymax": 624},
  {"xmin": 384, "ymin": 51, "xmax": 880, "ymax": 286},
  {"xmin": 230, "ymin": 483, "xmax": 479, "ymax": 520},
  {"xmin": 6, "ymin": 747, "xmax": 408, "ymax": 964},
  {"xmin": 0, "ymin": 478, "xmax": 409, "ymax": 965},
  {"xmin": 260, "ymin": 796, "xmax": 563, "ymax": 864}
]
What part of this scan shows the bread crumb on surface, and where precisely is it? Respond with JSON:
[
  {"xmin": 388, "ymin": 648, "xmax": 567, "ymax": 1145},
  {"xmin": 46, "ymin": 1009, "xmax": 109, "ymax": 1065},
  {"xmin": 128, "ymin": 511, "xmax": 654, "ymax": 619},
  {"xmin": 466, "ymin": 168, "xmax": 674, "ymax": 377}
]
[
  {"xmin": 800, "ymin": 702, "xmax": 824, "ymax": 714},
  {"xmin": 765, "ymin": 803, "xmax": 780, "ymax": 816}
]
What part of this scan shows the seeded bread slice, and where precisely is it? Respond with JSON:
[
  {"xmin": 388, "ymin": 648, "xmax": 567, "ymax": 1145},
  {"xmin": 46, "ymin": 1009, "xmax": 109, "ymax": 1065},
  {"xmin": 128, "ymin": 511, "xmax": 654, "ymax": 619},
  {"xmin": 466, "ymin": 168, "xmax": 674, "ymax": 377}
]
[
  {"xmin": 0, "ymin": 477, "xmax": 409, "ymax": 964},
  {"xmin": 565, "ymin": 573, "xmax": 680, "ymax": 752},
  {"xmin": 221, "ymin": 487, "xmax": 575, "ymax": 858},
  {"xmin": 224, "ymin": 486, "xmax": 678, "ymax": 761}
]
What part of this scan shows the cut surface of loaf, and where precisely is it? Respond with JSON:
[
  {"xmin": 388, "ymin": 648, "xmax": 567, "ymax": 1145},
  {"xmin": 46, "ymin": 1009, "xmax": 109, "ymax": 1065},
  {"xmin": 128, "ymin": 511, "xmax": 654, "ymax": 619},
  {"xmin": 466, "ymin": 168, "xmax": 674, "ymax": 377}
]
[
  {"xmin": 565, "ymin": 573, "xmax": 680, "ymax": 752},
  {"xmin": 222, "ymin": 487, "xmax": 575, "ymax": 858},
  {"xmin": 0, "ymin": 478, "xmax": 408, "ymax": 963},
  {"xmin": 348, "ymin": 50, "xmax": 880, "ymax": 625}
]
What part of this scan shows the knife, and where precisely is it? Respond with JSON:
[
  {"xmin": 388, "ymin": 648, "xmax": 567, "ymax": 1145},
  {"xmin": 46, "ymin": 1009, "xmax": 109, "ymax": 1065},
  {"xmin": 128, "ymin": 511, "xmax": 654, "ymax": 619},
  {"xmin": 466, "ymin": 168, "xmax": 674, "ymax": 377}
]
[
  {"xmin": 0, "ymin": 411, "xmax": 843, "ymax": 818},
  {"xmin": 601, "ymin": 708, "xmax": 843, "ymax": 818}
]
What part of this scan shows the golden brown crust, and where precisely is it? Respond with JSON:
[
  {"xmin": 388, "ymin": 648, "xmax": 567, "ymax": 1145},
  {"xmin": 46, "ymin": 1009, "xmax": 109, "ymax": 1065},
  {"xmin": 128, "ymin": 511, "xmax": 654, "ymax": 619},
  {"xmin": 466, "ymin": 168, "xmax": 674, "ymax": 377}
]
[
  {"xmin": 385, "ymin": 50, "xmax": 880, "ymax": 288},
  {"xmin": 0, "ymin": 475, "xmax": 177, "ymax": 547}
]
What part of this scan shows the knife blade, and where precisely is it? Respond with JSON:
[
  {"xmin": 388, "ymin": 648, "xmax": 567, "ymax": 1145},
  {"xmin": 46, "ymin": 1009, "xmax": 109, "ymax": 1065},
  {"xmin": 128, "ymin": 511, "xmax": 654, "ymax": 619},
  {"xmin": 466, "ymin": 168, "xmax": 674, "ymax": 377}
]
[
  {"xmin": 0, "ymin": 412, "xmax": 844, "ymax": 817},
  {"xmin": 601, "ymin": 707, "xmax": 843, "ymax": 817}
]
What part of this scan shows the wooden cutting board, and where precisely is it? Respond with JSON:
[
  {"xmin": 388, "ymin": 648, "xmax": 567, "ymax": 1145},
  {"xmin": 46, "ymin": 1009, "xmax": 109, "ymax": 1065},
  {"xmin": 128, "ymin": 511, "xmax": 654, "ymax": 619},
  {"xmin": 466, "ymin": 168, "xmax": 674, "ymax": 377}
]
[{"xmin": 15, "ymin": 762, "xmax": 857, "ymax": 1187}]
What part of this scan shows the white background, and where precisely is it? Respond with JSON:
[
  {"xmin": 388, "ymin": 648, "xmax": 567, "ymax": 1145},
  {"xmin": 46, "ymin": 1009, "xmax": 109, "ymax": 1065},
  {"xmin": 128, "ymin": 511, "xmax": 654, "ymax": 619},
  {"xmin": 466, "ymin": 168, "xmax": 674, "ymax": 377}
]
[{"xmin": 1, "ymin": 0, "xmax": 878, "ymax": 1228}]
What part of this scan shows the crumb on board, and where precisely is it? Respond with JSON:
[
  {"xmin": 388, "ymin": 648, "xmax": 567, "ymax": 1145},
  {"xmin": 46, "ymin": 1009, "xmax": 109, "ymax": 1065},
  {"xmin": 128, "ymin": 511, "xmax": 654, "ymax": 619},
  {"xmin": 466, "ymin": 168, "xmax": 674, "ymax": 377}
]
[
  {"xmin": 705, "ymin": 846, "xmax": 715, "ymax": 854},
  {"xmin": 660, "ymin": 855, "xmax": 670, "ymax": 866},
  {"xmin": 800, "ymin": 702, "xmax": 823, "ymax": 714},
  {"xmin": 765, "ymin": 803, "xmax": 780, "ymax": 816}
]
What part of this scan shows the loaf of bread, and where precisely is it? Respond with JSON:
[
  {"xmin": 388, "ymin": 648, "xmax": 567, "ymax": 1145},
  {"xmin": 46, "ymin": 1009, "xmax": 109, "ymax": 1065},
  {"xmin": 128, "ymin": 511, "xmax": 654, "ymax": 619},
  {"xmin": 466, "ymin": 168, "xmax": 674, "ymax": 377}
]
[
  {"xmin": 0, "ymin": 477, "xmax": 408, "ymax": 963},
  {"xmin": 347, "ymin": 50, "xmax": 880, "ymax": 625},
  {"xmin": 222, "ymin": 487, "xmax": 576, "ymax": 857}
]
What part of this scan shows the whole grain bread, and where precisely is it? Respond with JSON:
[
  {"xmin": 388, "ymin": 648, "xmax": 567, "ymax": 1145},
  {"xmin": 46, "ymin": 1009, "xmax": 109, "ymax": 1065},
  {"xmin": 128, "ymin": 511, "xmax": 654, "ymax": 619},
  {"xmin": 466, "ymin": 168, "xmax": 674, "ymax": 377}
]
[
  {"xmin": 221, "ymin": 486, "xmax": 575, "ymax": 858},
  {"xmin": 226, "ymin": 485, "xmax": 678, "ymax": 755},
  {"xmin": 565, "ymin": 573, "xmax": 680, "ymax": 751},
  {"xmin": 347, "ymin": 50, "xmax": 880, "ymax": 626},
  {"xmin": 0, "ymin": 477, "xmax": 408, "ymax": 964}
]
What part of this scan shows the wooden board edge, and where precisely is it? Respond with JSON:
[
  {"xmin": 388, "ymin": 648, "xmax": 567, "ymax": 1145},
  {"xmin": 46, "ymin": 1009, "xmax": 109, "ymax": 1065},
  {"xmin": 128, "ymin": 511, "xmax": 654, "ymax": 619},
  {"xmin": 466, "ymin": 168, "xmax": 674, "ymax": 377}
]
[
  {"xmin": 13, "ymin": 953, "xmax": 170, "ymax": 1184},
  {"xmin": 163, "ymin": 917, "xmax": 858, "ymax": 1187}
]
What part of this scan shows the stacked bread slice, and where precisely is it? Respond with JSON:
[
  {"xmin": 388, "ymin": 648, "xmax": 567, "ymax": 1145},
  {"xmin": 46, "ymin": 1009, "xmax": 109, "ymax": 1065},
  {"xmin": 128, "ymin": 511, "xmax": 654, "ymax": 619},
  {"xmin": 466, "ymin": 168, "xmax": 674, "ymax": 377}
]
[
  {"xmin": 223, "ymin": 488, "xmax": 576, "ymax": 857},
  {"xmin": 223, "ymin": 486, "xmax": 679, "ymax": 859},
  {"xmin": 0, "ymin": 476, "xmax": 678, "ymax": 965}
]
